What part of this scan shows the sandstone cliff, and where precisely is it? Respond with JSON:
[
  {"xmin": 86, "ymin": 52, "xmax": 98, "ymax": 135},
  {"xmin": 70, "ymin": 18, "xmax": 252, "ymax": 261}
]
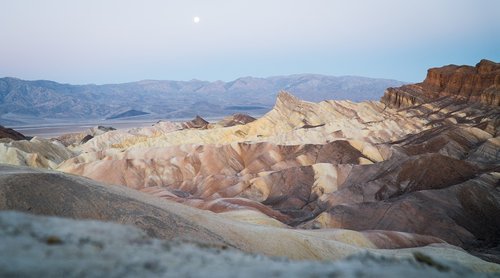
[{"xmin": 382, "ymin": 59, "xmax": 500, "ymax": 108}]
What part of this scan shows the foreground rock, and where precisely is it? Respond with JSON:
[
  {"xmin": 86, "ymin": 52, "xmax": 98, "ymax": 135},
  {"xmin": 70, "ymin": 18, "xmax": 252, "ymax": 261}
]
[{"xmin": 1, "ymin": 211, "xmax": 491, "ymax": 278}]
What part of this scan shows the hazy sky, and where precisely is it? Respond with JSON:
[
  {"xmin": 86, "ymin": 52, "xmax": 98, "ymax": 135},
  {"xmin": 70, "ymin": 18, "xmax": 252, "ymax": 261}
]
[{"xmin": 1, "ymin": 0, "xmax": 499, "ymax": 84}]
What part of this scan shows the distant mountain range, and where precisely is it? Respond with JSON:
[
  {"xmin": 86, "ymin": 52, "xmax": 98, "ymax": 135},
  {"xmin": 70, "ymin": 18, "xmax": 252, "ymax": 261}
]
[{"xmin": 0, "ymin": 75, "xmax": 405, "ymax": 125}]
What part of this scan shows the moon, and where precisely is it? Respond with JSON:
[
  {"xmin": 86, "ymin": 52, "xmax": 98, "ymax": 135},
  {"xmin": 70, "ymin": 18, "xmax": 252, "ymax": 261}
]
[{"xmin": 193, "ymin": 16, "xmax": 200, "ymax": 23}]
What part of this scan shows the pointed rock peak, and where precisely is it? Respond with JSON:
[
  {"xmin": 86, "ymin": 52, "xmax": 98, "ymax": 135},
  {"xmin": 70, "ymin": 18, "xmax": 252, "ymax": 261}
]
[
  {"xmin": 217, "ymin": 113, "xmax": 256, "ymax": 127},
  {"xmin": 192, "ymin": 115, "xmax": 209, "ymax": 125},
  {"xmin": 182, "ymin": 115, "xmax": 209, "ymax": 129},
  {"xmin": 476, "ymin": 59, "xmax": 500, "ymax": 73},
  {"xmin": 277, "ymin": 91, "xmax": 299, "ymax": 102},
  {"xmin": 273, "ymin": 91, "xmax": 321, "ymax": 124},
  {"xmin": 232, "ymin": 113, "xmax": 256, "ymax": 122},
  {"xmin": 477, "ymin": 59, "xmax": 498, "ymax": 67},
  {"xmin": 275, "ymin": 91, "xmax": 302, "ymax": 110}
]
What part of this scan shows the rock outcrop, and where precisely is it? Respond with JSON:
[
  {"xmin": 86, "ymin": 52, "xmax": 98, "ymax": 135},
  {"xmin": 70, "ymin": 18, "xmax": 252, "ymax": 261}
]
[
  {"xmin": 423, "ymin": 59, "xmax": 500, "ymax": 105},
  {"xmin": 382, "ymin": 59, "xmax": 500, "ymax": 108}
]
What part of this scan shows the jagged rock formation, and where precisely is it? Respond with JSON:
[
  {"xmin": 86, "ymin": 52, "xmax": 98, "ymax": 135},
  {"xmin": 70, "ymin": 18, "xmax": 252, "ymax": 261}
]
[
  {"xmin": 1, "ymin": 61, "xmax": 500, "ymax": 272},
  {"xmin": 0, "ymin": 125, "xmax": 27, "ymax": 140}
]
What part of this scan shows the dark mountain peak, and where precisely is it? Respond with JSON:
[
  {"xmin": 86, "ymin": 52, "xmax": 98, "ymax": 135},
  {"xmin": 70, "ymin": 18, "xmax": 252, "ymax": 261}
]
[{"xmin": 0, "ymin": 125, "xmax": 27, "ymax": 140}]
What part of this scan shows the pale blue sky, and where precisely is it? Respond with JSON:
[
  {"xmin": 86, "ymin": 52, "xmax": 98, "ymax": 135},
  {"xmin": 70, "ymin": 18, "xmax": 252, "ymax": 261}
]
[{"xmin": 0, "ymin": 0, "xmax": 499, "ymax": 84}]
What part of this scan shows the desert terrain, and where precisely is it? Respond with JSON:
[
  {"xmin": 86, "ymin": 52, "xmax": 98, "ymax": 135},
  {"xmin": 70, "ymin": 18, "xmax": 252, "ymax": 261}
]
[{"xmin": 1, "ymin": 60, "xmax": 499, "ymax": 276}]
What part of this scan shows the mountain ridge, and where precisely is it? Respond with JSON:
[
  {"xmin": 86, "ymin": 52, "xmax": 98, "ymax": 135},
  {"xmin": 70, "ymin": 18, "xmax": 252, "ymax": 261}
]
[
  {"xmin": 0, "ymin": 74, "xmax": 405, "ymax": 124},
  {"xmin": 1, "ymin": 73, "xmax": 405, "ymax": 86}
]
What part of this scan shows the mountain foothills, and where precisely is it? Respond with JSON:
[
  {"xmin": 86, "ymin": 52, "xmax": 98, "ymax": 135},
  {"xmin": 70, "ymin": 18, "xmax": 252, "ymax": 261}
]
[
  {"xmin": 0, "ymin": 60, "xmax": 499, "ymax": 276},
  {"xmin": 0, "ymin": 74, "xmax": 404, "ymax": 124}
]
